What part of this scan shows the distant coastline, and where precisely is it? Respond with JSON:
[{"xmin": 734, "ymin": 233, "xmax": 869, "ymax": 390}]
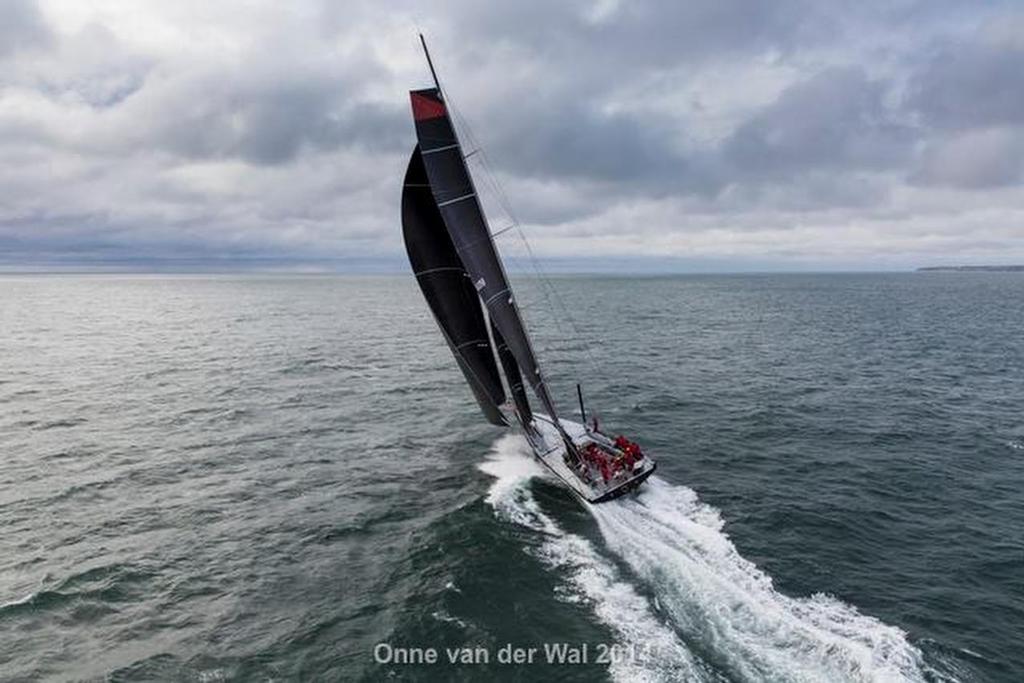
[{"xmin": 917, "ymin": 265, "xmax": 1024, "ymax": 272}]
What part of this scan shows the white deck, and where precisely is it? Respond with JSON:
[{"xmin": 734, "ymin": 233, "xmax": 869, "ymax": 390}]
[{"xmin": 524, "ymin": 414, "xmax": 655, "ymax": 503}]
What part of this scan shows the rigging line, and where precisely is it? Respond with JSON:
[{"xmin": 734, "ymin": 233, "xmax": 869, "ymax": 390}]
[
  {"xmin": 449, "ymin": 108, "xmax": 568, "ymax": 338},
  {"xmin": 468, "ymin": 135, "xmax": 604, "ymax": 380},
  {"xmin": 517, "ymin": 229, "xmax": 601, "ymax": 378},
  {"xmin": 466, "ymin": 133, "xmax": 603, "ymax": 375},
  {"xmin": 448, "ymin": 97, "xmax": 598, "ymax": 425},
  {"xmin": 446, "ymin": 102, "xmax": 564, "ymax": 418},
  {"xmin": 485, "ymin": 218, "xmax": 578, "ymax": 377}
]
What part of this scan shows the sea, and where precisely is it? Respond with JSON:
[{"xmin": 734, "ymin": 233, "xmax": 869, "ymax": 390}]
[{"xmin": 1, "ymin": 273, "xmax": 1022, "ymax": 682}]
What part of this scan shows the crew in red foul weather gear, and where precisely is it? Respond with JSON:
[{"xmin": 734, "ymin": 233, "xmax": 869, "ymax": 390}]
[
  {"xmin": 631, "ymin": 442, "xmax": 644, "ymax": 461},
  {"xmin": 613, "ymin": 435, "xmax": 645, "ymax": 471}
]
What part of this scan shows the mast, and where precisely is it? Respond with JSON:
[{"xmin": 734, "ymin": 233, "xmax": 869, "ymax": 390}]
[
  {"xmin": 492, "ymin": 319, "xmax": 533, "ymax": 427},
  {"xmin": 577, "ymin": 384, "xmax": 586, "ymax": 426},
  {"xmin": 420, "ymin": 34, "xmax": 441, "ymax": 94},
  {"xmin": 409, "ymin": 37, "xmax": 578, "ymax": 455}
]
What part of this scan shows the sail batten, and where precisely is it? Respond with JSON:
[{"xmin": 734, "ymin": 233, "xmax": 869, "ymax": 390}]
[
  {"xmin": 402, "ymin": 145, "xmax": 508, "ymax": 426},
  {"xmin": 409, "ymin": 87, "xmax": 569, "ymax": 439}
]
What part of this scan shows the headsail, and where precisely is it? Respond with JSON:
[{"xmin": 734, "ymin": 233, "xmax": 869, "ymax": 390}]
[
  {"xmin": 490, "ymin": 320, "xmax": 532, "ymax": 426},
  {"xmin": 409, "ymin": 86, "xmax": 571, "ymax": 445},
  {"xmin": 402, "ymin": 145, "xmax": 508, "ymax": 426}
]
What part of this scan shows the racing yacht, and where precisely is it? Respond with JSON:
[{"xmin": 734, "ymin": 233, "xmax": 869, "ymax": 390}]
[{"xmin": 400, "ymin": 36, "xmax": 656, "ymax": 503}]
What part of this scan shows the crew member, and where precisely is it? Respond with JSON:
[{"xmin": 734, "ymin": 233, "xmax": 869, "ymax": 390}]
[{"xmin": 630, "ymin": 442, "xmax": 643, "ymax": 461}]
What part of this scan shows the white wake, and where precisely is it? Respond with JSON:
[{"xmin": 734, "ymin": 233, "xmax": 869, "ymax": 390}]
[
  {"xmin": 479, "ymin": 435, "xmax": 705, "ymax": 682},
  {"xmin": 479, "ymin": 435, "xmax": 934, "ymax": 683}
]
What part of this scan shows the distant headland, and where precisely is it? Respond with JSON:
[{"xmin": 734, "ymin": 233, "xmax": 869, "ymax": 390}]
[{"xmin": 917, "ymin": 265, "xmax": 1024, "ymax": 272}]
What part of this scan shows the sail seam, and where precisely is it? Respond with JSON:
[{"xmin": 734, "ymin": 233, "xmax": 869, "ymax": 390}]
[
  {"xmin": 491, "ymin": 224, "xmax": 516, "ymax": 238},
  {"xmin": 414, "ymin": 266, "xmax": 463, "ymax": 277},
  {"xmin": 437, "ymin": 192, "xmax": 476, "ymax": 207},
  {"xmin": 483, "ymin": 287, "xmax": 511, "ymax": 306},
  {"xmin": 422, "ymin": 143, "xmax": 459, "ymax": 155}
]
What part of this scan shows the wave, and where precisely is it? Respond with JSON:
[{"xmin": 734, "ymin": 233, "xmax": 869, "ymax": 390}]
[
  {"xmin": 480, "ymin": 435, "xmax": 936, "ymax": 683},
  {"xmin": 480, "ymin": 435, "xmax": 709, "ymax": 682},
  {"xmin": 0, "ymin": 564, "xmax": 153, "ymax": 621},
  {"xmin": 0, "ymin": 590, "xmax": 38, "ymax": 611},
  {"xmin": 591, "ymin": 478, "xmax": 930, "ymax": 682}
]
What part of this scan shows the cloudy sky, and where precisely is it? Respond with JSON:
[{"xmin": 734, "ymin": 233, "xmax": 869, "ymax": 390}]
[{"xmin": 2, "ymin": 0, "xmax": 1024, "ymax": 271}]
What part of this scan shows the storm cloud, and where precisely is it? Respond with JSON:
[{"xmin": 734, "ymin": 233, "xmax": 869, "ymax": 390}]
[{"xmin": 2, "ymin": 0, "xmax": 1024, "ymax": 269}]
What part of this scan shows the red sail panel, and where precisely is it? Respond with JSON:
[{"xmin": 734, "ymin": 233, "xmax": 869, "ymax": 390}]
[{"xmin": 411, "ymin": 91, "xmax": 446, "ymax": 121}]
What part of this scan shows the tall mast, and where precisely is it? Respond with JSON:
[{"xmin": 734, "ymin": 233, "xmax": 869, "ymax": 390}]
[
  {"xmin": 407, "ymin": 36, "xmax": 579, "ymax": 460},
  {"xmin": 420, "ymin": 34, "xmax": 442, "ymax": 97}
]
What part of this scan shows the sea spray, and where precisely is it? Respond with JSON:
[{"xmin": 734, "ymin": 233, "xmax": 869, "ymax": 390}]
[
  {"xmin": 479, "ymin": 435, "xmax": 706, "ymax": 682},
  {"xmin": 590, "ymin": 480, "xmax": 932, "ymax": 682},
  {"xmin": 481, "ymin": 435, "xmax": 936, "ymax": 683}
]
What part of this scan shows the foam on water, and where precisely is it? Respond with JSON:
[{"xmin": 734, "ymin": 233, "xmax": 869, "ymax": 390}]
[
  {"xmin": 480, "ymin": 435, "xmax": 936, "ymax": 683},
  {"xmin": 0, "ymin": 591, "xmax": 37, "ymax": 610},
  {"xmin": 592, "ymin": 477, "xmax": 933, "ymax": 682},
  {"xmin": 479, "ymin": 435, "xmax": 706, "ymax": 682}
]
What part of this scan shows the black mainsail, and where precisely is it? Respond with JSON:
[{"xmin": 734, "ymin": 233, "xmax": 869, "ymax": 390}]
[
  {"xmin": 401, "ymin": 145, "xmax": 508, "ymax": 426},
  {"xmin": 409, "ymin": 85, "xmax": 573, "ymax": 447}
]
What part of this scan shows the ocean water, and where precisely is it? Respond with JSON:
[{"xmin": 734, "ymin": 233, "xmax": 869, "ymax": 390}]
[{"xmin": 0, "ymin": 273, "xmax": 1022, "ymax": 682}]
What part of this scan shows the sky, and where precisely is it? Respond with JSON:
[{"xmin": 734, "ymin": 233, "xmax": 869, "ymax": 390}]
[{"xmin": 2, "ymin": 0, "xmax": 1024, "ymax": 272}]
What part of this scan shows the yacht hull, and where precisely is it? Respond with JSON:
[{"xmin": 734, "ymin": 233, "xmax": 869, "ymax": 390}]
[{"xmin": 524, "ymin": 414, "xmax": 656, "ymax": 504}]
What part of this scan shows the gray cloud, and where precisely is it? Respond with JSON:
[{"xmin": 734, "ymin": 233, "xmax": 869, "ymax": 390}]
[
  {"xmin": 452, "ymin": 0, "xmax": 827, "ymax": 68},
  {"xmin": 486, "ymin": 101, "xmax": 694, "ymax": 187},
  {"xmin": 724, "ymin": 66, "xmax": 912, "ymax": 176},
  {"xmin": 912, "ymin": 126, "xmax": 1024, "ymax": 188},
  {"xmin": 909, "ymin": 38, "xmax": 1024, "ymax": 129},
  {"xmin": 142, "ymin": 72, "xmax": 406, "ymax": 165},
  {"xmin": 2, "ymin": 0, "xmax": 1024, "ymax": 269},
  {"xmin": 0, "ymin": 0, "xmax": 52, "ymax": 57}
]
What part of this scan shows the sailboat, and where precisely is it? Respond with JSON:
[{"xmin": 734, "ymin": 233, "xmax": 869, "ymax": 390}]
[{"xmin": 401, "ymin": 36, "xmax": 656, "ymax": 503}]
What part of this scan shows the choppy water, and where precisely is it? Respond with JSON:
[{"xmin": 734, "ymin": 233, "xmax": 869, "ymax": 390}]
[{"xmin": 1, "ymin": 273, "xmax": 1022, "ymax": 682}]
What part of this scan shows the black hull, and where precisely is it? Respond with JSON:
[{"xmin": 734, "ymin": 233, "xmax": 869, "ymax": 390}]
[{"xmin": 589, "ymin": 462, "xmax": 657, "ymax": 503}]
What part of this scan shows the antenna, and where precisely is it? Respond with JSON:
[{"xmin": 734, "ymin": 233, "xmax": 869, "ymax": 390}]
[
  {"xmin": 419, "ymin": 33, "xmax": 442, "ymax": 97},
  {"xmin": 577, "ymin": 383, "xmax": 587, "ymax": 426}
]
